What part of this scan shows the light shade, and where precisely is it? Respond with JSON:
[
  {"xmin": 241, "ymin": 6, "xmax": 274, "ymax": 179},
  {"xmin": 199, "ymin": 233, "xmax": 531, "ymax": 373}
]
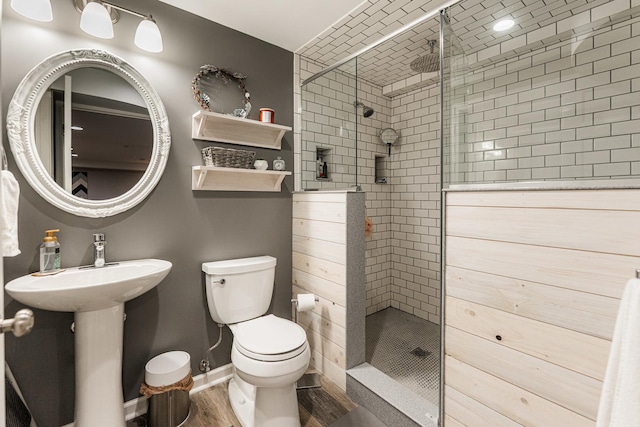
[
  {"xmin": 493, "ymin": 19, "xmax": 515, "ymax": 32},
  {"xmin": 80, "ymin": 1, "xmax": 114, "ymax": 39},
  {"xmin": 135, "ymin": 17, "xmax": 163, "ymax": 53},
  {"xmin": 11, "ymin": 0, "xmax": 53, "ymax": 22}
]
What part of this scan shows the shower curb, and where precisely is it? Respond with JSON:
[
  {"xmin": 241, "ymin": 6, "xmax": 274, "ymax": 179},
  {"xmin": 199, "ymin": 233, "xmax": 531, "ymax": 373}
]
[{"xmin": 346, "ymin": 363, "xmax": 438, "ymax": 427}]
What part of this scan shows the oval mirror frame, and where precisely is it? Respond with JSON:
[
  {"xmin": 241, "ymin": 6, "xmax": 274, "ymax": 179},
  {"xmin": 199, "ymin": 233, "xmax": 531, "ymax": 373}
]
[{"xmin": 6, "ymin": 49, "xmax": 171, "ymax": 218}]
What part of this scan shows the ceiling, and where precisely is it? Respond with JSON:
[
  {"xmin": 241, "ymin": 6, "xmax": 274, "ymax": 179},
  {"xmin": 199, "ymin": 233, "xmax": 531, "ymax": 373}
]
[
  {"xmin": 157, "ymin": 0, "xmax": 635, "ymax": 89},
  {"xmin": 156, "ymin": 0, "xmax": 367, "ymax": 52},
  {"xmin": 301, "ymin": 0, "xmax": 624, "ymax": 89}
]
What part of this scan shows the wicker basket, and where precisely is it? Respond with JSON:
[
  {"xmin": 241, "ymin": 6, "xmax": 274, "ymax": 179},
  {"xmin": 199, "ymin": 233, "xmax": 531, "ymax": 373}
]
[{"xmin": 201, "ymin": 146, "xmax": 256, "ymax": 169}]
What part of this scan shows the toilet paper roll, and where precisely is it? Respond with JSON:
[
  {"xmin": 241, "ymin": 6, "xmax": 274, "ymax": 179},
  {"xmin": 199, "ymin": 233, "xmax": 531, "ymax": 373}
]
[{"xmin": 296, "ymin": 294, "xmax": 316, "ymax": 312}]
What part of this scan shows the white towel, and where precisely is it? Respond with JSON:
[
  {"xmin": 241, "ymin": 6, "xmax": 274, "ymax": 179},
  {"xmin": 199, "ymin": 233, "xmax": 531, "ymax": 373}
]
[
  {"xmin": 1, "ymin": 170, "xmax": 20, "ymax": 257},
  {"xmin": 597, "ymin": 278, "xmax": 640, "ymax": 426}
]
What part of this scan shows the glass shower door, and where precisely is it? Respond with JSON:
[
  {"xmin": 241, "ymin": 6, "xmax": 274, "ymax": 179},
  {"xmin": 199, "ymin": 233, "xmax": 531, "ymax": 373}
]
[
  {"xmin": 441, "ymin": 8, "xmax": 469, "ymax": 189},
  {"xmin": 300, "ymin": 58, "xmax": 358, "ymax": 190}
]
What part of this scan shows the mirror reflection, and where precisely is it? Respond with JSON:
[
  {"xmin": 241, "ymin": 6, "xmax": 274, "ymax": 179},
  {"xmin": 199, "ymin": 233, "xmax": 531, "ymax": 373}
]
[{"xmin": 34, "ymin": 67, "xmax": 153, "ymax": 200}]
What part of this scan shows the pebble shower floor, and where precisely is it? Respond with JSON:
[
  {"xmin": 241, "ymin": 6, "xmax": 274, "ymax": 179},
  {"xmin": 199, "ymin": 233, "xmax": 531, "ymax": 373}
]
[{"xmin": 365, "ymin": 307, "xmax": 440, "ymax": 406}]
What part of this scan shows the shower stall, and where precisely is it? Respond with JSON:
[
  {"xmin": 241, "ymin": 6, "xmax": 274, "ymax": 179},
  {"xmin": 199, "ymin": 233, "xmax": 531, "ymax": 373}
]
[
  {"xmin": 297, "ymin": 0, "xmax": 640, "ymax": 424},
  {"xmin": 298, "ymin": 9, "xmax": 451, "ymax": 425}
]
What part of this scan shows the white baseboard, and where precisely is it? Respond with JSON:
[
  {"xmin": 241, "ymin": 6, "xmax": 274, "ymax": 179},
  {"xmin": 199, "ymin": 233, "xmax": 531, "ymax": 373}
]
[
  {"xmin": 190, "ymin": 362, "xmax": 234, "ymax": 395},
  {"xmin": 62, "ymin": 363, "xmax": 234, "ymax": 426}
]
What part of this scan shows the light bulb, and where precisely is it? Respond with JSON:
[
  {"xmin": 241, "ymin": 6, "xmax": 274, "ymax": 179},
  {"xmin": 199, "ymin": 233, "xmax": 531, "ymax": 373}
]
[
  {"xmin": 135, "ymin": 17, "xmax": 163, "ymax": 53},
  {"xmin": 80, "ymin": 1, "xmax": 113, "ymax": 39},
  {"xmin": 11, "ymin": 0, "xmax": 53, "ymax": 22}
]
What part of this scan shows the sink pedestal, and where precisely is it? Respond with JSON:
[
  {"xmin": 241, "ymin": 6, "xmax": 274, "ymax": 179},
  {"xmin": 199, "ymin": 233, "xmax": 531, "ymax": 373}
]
[
  {"xmin": 4, "ymin": 259, "xmax": 173, "ymax": 426},
  {"xmin": 74, "ymin": 303, "xmax": 126, "ymax": 427}
]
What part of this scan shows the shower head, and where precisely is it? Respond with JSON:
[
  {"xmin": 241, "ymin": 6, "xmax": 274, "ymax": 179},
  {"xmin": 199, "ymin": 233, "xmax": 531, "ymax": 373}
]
[
  {"xmin": 410, "ymin": 40, "xmax": 439, "ymax": 73},
  {"xmin": 354, "ymin": 101, "xmax": 374, "ymax": 118}
]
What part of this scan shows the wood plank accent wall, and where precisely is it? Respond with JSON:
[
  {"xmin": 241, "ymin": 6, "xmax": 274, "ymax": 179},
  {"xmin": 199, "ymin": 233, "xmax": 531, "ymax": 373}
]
[
  {"xmin": 292, "ymin": 192, "xmax": 365, "ymax": 391},
  {"xmin": 444, "ymin": 189, "xmax": 640, "ymax": 426}
]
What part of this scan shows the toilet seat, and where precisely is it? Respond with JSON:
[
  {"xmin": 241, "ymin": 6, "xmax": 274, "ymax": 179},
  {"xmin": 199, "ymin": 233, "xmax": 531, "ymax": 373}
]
[
  {"xmin": 233, "ymin": 314, "xmax": 307, "ymax": 362},
  {"xmin": 235, "ymin": 341, "xmax": 307, "ymax": 362}
]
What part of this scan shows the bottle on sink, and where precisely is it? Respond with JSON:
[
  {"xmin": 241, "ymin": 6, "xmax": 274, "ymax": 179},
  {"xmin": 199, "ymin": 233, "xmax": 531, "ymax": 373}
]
[{"xmin": 40, "ymin": 229, "xmax": 61, "ymax": 273}]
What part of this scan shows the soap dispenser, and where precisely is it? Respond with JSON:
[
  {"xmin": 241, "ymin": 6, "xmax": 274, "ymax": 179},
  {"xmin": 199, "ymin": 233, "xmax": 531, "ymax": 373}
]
[{"xmin": 40, "ymin": 229, "xmax": 61, "ymax": 273}]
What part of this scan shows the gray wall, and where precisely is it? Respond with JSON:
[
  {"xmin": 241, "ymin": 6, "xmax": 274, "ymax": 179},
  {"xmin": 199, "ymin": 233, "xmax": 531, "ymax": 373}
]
[{"xmin": 1, "ymin": 1, "xmax": 293, "ymax": 425}]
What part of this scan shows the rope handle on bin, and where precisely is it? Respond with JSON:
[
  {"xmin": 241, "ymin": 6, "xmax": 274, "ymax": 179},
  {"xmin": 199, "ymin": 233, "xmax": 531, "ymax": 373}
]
[{"xmin": 140, "ymin": 371, "xmax": 194, "ymax": 398}]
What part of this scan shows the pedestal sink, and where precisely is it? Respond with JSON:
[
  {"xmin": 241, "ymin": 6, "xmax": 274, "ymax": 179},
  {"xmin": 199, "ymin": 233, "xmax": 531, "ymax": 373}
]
[{"xmin": 5, "ymin": 259, "xmax": 172, "ymax": 427}]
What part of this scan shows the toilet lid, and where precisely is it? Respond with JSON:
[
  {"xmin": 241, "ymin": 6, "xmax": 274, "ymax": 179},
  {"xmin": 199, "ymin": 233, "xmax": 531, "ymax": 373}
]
[{"xmin": 234, "ymin": 315, "xmax": 307, "ymax": 356}]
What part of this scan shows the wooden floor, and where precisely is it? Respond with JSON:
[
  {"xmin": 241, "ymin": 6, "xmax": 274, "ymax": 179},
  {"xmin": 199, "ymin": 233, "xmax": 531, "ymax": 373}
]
[{"xmin": 128, "ymin": 374, "xmax": 358, "ymax": 427}]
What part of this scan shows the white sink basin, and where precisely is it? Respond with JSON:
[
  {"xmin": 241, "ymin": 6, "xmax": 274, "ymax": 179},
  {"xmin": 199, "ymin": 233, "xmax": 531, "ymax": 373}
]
[{"xmin": 5, "ymin": 259, "xmax": 171, "ymax": 312}]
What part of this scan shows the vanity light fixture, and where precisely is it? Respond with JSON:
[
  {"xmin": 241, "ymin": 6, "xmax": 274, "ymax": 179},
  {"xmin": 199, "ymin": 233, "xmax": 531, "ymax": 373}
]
[
  {"xmin": 79, "ymin": 1, "xmax": 113, "ymax": 39},
  {"xmin": 10, "ymin": 0, "xmax": 53, "ymax": 22},
  {"xmin": 74, "ymin": 0, "xmax": 163, "ymax": 52},
  {"xmin": 134, "ymin": 16, "xmax": 163, "ymax": 53},
  {"xmin": 493, "ymin": 18, "xmax": 515, "ymax": 32}
]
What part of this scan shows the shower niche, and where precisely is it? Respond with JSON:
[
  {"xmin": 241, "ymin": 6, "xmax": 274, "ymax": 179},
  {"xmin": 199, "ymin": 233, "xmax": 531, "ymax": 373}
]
[
  {"xmin": 316, "ymin": 147, "xmax": 331, "ymax": 181},
  {"xmin": 375, "ymin": 155, "xmax": 388, "ymax": 184}
]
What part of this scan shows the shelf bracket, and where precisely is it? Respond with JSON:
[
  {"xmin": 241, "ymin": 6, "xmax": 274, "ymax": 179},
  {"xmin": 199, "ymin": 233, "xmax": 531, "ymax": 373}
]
[
  {"xmin": 196, "ymin": 115, "xmax": 207, "ymax": 138},
  {"xmin": 196, "ymin": 169, "xmax": 207, "ymax": 189}
]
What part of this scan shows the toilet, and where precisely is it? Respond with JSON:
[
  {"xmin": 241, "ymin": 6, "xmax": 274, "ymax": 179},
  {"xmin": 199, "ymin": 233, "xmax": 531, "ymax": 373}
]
[{"xmin": 202, "ymin": 256, "xmax": 310, "ymax": 427}]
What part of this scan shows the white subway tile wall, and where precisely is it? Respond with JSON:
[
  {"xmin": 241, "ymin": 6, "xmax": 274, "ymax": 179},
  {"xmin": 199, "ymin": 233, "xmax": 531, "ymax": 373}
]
[
  {"xmin": 355, "ymin": 82, "xmax": 396, "ymax": 318},
  {"xmin": 389, "ymin": 84, "xmax": 441, "ymax": 323},
  {"xmin": 450, "ymin": 15, "xmax": 640, "ymax": 184},
  {"xmin": 300, "ymin": 57, "xmax": 441, "ymax": 323}
]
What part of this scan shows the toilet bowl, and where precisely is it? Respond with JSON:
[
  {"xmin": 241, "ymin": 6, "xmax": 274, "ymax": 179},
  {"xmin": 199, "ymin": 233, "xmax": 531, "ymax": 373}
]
[
  {"xmin": 228, "ymin": 315, "xmax": 310, "ymax": 427},
  {"xmin": 202, "ymin": 257, "xmax": 310, "ymax": 427}
]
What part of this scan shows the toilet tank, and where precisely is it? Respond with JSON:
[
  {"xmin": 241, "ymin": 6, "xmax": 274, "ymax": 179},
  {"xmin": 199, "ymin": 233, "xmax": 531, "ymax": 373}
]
[{"xmin": 202, "ymin": 256, "xmax": 277, "ymax": 324}]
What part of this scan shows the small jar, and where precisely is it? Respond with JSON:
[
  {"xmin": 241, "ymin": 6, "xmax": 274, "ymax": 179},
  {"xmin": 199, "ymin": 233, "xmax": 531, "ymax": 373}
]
[
  {"xmin": 254, "ymin": 159, "xmax": 268, "ymax": 170},
  {"xmin": 259, "ymin": 108, "xmax": 275, "ymax": 123}
]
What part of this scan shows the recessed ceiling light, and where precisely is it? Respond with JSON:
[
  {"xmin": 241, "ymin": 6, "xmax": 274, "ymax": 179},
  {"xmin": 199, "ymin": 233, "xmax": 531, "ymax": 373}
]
[{"xmin": 493, "ymin": 19, "xmax": 515, "ymax": 32}]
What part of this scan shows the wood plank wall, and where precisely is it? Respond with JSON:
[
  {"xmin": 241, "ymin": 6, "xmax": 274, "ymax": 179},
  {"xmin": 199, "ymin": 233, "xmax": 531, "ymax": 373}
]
[
  {"xmin": 292, "ymin": 192, "xmax": 365, "ymax": 391},
  {"xmin": 443, "ymin": 189, "xmax": 640, "ymax": 426}
]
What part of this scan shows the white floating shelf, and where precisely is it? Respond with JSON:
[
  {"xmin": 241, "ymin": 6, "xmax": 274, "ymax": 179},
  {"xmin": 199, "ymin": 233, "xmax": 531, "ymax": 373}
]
[
  {"xmin": 192, "ymin": 166, "xmax": 291, "ymax": 192},
  {"xmin": 192, "ymin": 110, "xmax": 292, "ymax": 150}
]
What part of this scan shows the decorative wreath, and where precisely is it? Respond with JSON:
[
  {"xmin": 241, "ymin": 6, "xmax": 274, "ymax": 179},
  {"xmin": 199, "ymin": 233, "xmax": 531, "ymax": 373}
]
[{"xmin": 191, "ymin": 65, "xmax": 252, "ymax": 118}]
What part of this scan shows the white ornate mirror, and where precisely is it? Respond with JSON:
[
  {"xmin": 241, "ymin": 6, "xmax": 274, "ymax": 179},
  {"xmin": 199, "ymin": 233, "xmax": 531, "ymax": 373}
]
[{"xmin": 6, "ymin": 49, "xmax": 170, "ymax": 217}]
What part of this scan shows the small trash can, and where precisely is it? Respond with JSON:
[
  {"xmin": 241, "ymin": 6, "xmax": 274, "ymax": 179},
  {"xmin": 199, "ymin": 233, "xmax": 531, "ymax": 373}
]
[{"xmin": 140, "ymin": 351, "xmax": 193, "ymax": 427}]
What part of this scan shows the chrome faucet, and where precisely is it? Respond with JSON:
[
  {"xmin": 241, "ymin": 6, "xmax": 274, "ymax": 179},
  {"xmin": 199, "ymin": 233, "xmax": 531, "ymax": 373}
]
[{"xmin": 93, "ymin": 233, "xmax": 106, "ymax": 267}]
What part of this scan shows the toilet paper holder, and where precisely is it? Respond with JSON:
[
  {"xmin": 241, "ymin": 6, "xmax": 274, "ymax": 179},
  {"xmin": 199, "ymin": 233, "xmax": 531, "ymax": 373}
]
[
  {"xmin": 291, "ymin": 294, "xmax": 322, "ymax": 390},
  {"xmin": 291, "ymin": 295, "xmax": 319, "ymax": 324},
  {"xmin": 291, "ymin": 296, "xmax": 319, "ymax": 304}
]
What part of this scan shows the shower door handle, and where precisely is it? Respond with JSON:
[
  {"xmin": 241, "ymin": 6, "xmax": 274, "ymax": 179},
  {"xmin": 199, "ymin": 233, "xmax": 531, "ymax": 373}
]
[{"xmin": 1, "ymin": 309, "xmax": 35, "ymax": 337}]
